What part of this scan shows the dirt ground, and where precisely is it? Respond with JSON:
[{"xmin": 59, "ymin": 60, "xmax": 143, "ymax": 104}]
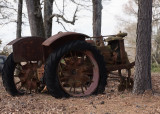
[{"xmin": 0, "ymin": 73, "xmax": 160, "ymax": 114}]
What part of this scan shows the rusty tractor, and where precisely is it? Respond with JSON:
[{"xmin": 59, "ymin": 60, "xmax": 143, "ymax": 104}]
[{"xmin": 2, "ymin": 32, "xmax": 135, "ymax": 98}]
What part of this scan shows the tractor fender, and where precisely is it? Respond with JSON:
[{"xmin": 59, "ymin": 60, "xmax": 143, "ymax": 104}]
[
  {"xmin": 8, "ymin": 37, "xmax": 45, "ymax": 62},
  {"xmin": 42, "ymin": 32, "xmax": 89, "ymax": 60}
]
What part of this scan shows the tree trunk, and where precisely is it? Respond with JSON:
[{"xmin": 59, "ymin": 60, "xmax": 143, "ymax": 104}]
[
  {"xmin": 16, "ymin": 0, "xmax": 23, "ymax": 39},
  {"xmin": 133, "ymin": 0, "xmax": 152, "ymax": 94},
  {"xmin": 44, "ymin": 0, "xmax": 54, "ymax": 39},
  {"xmin": 26, "ymin": 0, "xmax": 45, "ymax": 37},
  {"xmin": 92, "ymin": 0, "xmax": 102, "ymax": 42}
]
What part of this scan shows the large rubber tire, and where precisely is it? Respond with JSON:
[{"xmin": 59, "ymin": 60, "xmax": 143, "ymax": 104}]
[
  {"xmin": 44, "ymin": 40, "xmax": 107, "ymax": 98},
  {"xmin": 2, "ymin": 53, "xmax": 23, "ymax": 96}
]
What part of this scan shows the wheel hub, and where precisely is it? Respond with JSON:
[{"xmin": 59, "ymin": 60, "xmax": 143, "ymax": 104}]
[{"xmin": 15, "ymin": 62, "xmax": 42, "ymax": 93}]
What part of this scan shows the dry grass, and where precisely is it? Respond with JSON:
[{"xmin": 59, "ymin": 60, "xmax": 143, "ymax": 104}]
[{"xmin": 0, "ymin": 73, "xmax": 160, "ymax": 114}]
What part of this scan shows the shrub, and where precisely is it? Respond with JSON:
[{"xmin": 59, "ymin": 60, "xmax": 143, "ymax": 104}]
[{"xmin": 151, "ymin": 63, "xmax": 160, "ymax": 72}]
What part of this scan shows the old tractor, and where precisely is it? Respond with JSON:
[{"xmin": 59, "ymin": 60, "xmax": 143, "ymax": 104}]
[{"xmin": 2, "ymin": 32, "xmax": 135, "ymax": 98}]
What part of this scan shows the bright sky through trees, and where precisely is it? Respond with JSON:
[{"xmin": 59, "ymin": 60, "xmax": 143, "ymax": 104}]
[{"xmin": 0, "ymin": 0, "xmax": 128, "ymax": 48}]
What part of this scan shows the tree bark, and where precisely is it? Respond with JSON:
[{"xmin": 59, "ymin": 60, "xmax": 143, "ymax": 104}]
[
  {"xmin": 92, "ymin": 0, "xmax": 102, "ymax": 42},
  {"xmin": 44, "ymin": 0, "xmax": 54, "ymax": 39},
  {"xmin": 26, "ymin": 0, "xmax": 45, "ymax": 37},
  {"xmin": 16, "ymin": 0, "xmax": 23, "ymax": 39},
  {"xmin": 133, "ymin": 0, "xmax": 152, "ymax": 94}
]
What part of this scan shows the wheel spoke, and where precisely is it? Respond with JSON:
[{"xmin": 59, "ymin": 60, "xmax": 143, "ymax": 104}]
[
  {"xmin": 69, "ymin": 86, "xmax": 72, "ymax": 92},
  {"xmin": 74, "ymin": 52, "xmax": 78, "ymax": 61},
  {"xmin": 63, "ymin": 58, "xmax": 70, "ymax": 66},
  {"xmin": 58, "ymin": 63, "xmax": 63, "ymax": 75},
  {"xmin": 14, "ymin": 75, "xmax": 19, "ymax": 77},
  {"xmin": 84, "ymin": 85, "xmax": 87, "ymax": 90},
  {"xmin": 69, "ymin": 52, "xmax": 74, "ymax": 62},
  {"xmin": 17, "ymin": 63, "xmax": 22, "ymax": 67},
  {"xmin": 73, "ymin": 85, "xmax": 76, "ymax": 93},
  {"xmin": 71, "ymin": 52, "xmax": 78, "ymax": 64},
  {"xmin": 15, "ymin": 66, "xmax": 21, "ymax": 71},
  {"xmin": 15, "ymin": 80, "xmax": 21, "ymax": 85},
  {"xmin": 81, "ymin": 86, "xmax": 84, "ymax": 94},
  {"xmin": 18, "ymin": 85, "xmax": 22, "ymax": 90}
]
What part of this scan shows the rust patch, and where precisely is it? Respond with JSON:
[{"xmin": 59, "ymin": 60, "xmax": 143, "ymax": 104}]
[
  {"xmin": 42, "ymin": 32, "xmax": 88, "ymax": 46},
  {"xmin": 8, "ymin": 37, "xmax": 45, "ymax": 62}
]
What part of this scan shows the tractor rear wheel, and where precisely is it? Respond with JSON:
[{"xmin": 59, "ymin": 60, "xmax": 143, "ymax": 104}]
[{"xmin": 44, "ymin": 40, "xmax": 107, "ymax": 98}]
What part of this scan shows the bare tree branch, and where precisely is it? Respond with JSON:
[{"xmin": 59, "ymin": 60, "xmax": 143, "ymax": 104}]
[
  {"xmin": 123, "ymin": 1, "xmax": 137, "ymax": 17},
  {"xmin": 56, "ymin": 17, "xmax": 69, "ymax": 31},
  {"xmin": 54, "ymin": 0, "xmax": 64, "ymax": 15},
  {"xmin": 70, "ymin": 0, "xmax": 91, "ymax": 8},
  {"xmin": 0, "ymin": 20, "xmax": 17, "ymax": 25},
  {"xmin": 50, "ymin": 6, "xmax": 78, "ymax": 25}
]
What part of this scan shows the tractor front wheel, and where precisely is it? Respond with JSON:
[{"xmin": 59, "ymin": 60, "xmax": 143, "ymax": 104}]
[{"xmin": 2, "ymin": 53, "xmax": 43, "ymax": 96}]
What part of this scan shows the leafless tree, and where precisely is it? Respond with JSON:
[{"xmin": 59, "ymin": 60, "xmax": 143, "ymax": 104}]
[
  {"xmin": 16, "ymin": 0, "xmax": 23, "ymax": 38},
  {"xmin": 26, "ymin": 0, "xmax": 45, "ymax": 37},
  {"xmin": 44, "ymin": 0, "xmax": 54, "ymax": 38},
  {"xmin": 133, "ymin": 0, "xmax": 152, "ymax": 94},
  {"xmin": 92, "ymin": 0, "xmax": 102, "ymax": 43}
]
